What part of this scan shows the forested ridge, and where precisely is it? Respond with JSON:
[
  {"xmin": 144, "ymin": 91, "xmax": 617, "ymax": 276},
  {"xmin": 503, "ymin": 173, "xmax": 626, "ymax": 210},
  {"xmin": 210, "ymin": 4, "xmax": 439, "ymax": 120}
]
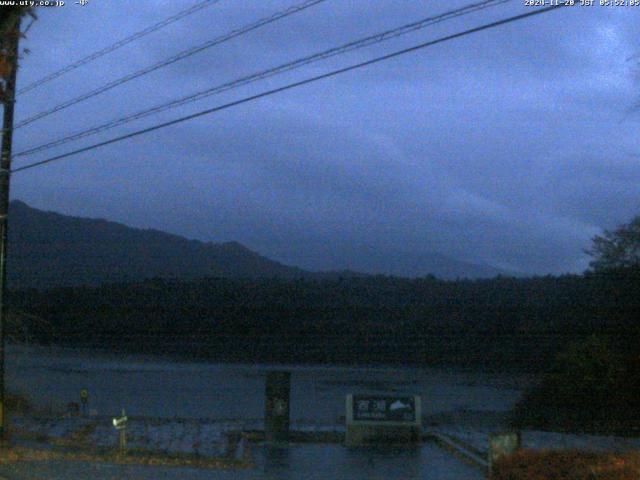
[{"xmin": 8, "ymin": 267, "xmax": 639, "ymax": 370}]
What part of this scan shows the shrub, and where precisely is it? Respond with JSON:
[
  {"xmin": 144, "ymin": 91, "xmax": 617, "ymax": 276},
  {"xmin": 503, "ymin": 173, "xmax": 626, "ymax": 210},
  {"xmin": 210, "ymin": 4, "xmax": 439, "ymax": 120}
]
[
  {"xmin": 491, "ymin": 450, "xmax": 640, "ymax": 480},
  {"xmin": 512, "ymin": 336, "xmax": 634, "ymax": 434},
  {"xmin": 6, "ymin": 393, "xmax": 31, "ymax": 413}
]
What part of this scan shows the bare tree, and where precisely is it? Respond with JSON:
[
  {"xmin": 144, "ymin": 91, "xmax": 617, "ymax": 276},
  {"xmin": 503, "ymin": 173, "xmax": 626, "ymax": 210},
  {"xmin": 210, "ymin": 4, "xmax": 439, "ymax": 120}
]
[{"xmin": 586, "ymin": 216, "xmax": 640, "ymax": 271}]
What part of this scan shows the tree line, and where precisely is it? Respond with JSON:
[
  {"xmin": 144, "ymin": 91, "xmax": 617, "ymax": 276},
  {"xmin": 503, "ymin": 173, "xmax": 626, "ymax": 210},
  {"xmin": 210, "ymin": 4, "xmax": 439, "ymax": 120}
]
[
  {"xmin": 5, "ymin": 267, "xmax": 638, "ymax": 370},
  {"xmin": 6, "ymin": 214, "xmax": 640, "ymax": 372}
]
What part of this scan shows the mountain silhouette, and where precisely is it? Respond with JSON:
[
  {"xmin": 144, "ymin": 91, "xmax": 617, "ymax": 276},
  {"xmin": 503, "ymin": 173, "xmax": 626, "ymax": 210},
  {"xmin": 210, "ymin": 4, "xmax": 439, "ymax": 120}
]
[{"xmin": 7, "ymin": 200, "xmax": 511, "ymax": 289}]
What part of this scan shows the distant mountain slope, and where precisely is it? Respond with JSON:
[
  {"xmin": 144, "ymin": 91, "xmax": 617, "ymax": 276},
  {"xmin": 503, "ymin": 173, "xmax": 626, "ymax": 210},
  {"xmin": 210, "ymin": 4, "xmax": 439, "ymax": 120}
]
[
  {"xmin": 6, "ymin": 201, "xmax": 513, "ymax": 289},
  {"xmin": 7, "ymin": 201, "xmax": 310, "ymax": 289},
  {"xmin": 327, "ymin": 248, "xmax": 512, "ymax": 280}
]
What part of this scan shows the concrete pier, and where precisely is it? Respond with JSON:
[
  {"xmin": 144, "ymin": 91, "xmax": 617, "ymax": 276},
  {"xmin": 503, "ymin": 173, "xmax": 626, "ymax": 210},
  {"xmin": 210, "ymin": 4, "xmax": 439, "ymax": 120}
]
[{"xmin": 264, "ymin": 371, "xmax": 291, "ymax": 443}]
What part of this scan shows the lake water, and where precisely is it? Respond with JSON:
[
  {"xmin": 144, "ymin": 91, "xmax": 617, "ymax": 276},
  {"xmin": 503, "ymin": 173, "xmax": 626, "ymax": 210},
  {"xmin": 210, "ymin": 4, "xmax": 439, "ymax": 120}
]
[
  {"xmin": 6, "ymin": 344, "xmax": 528, "ymax": 426},
  {"xmin": 2, "ymin": 344, "xmax": 531, "ymax": 479}
]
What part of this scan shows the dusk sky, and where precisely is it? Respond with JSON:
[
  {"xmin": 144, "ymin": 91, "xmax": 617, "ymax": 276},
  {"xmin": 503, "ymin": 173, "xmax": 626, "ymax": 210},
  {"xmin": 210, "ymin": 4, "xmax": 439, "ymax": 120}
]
[{"xmin": 10, "ymin": 0, "xmax": 640, "ymax": 276}]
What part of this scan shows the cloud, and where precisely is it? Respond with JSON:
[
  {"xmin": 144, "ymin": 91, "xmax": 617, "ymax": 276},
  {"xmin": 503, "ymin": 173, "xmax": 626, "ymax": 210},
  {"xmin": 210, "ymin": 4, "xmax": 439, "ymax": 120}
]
[{"xmin": 10, "ymin": 1, "xmax": 640, "ymax": 276}]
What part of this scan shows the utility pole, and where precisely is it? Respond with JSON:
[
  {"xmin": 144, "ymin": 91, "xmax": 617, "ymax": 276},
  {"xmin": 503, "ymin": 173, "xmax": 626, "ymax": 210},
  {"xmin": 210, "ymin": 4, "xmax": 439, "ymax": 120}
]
[{"xmin": 0, "ymin": 14, "xmax": 21, "ymax": 442}]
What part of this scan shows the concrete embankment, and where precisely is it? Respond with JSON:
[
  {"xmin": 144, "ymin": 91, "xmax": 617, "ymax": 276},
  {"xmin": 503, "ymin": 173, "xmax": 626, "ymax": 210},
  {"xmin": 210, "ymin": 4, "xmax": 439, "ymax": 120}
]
[
  {"xmin": 9, "ymin": 413, "xmax": 497, "ymax": 473},
  {"xmin": 424, "ymin": 432, "xmax": 489, "ymax": 473}
]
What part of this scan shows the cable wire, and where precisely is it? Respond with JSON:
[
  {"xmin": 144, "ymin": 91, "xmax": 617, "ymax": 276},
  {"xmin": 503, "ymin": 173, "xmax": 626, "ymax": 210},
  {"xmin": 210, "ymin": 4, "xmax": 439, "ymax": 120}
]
[
  {"xmin": 14, "ymin": 0, "xmax": 509, "ymax": 159},
  {"xmin": 12, "ymin": 4, "xmax": 567, "ymax": 174},
  {"xmin": 13, "ymin": 0, "xmax": 327, "ymax": 129},
  {"xmin": 17, "ymin": 0, "xmax": 223, "ymax": 95}
]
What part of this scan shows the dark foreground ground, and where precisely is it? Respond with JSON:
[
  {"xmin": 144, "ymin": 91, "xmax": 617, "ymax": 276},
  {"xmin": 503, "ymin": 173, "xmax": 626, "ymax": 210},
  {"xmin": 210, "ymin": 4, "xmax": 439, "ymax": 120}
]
[{"xmin": 0, "ymin": 443, "xmax": 483, "ymax": 480}]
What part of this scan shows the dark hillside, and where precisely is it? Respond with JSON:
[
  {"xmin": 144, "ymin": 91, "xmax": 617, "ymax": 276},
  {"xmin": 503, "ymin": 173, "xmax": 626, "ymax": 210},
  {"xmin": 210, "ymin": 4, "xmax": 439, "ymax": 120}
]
[
  {"xmin": 7, "ymin": 200, "xmax": 309, "ymax": 289},
  {"xmin": 6, "ymin": 201, "xmax": 513, "ymax": 289}
]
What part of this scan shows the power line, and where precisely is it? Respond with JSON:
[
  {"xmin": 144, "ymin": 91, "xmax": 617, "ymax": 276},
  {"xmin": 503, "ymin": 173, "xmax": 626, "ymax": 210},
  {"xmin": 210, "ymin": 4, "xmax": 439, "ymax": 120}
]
[
  {"xmin": 14, "ymin": 0, "xmax": 509, "ymax": 159},
  {"xmin": 12, "ymin": 4, "xmax": 567, "ymax": 175},
  {"xmin": 13, "ymin": 0, "xmax": 327, "ymax": 129},
  {"xmin": 17, "ymin": 0, "xmax": 223, "ymax": 96}
]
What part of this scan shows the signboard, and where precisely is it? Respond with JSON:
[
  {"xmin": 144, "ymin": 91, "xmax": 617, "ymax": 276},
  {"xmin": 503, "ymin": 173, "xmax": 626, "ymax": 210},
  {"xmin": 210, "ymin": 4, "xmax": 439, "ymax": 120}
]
[
  {"xmin": 112, "ymin": 410, "xmax": 127, "ymax": 430},
  {"xmin": 345, "ymin": 394, "xmax": 421, "ymax": 446},
  {"xmin": 352, "ymin": 395, "xmax": 417, "ymax": 423}
]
